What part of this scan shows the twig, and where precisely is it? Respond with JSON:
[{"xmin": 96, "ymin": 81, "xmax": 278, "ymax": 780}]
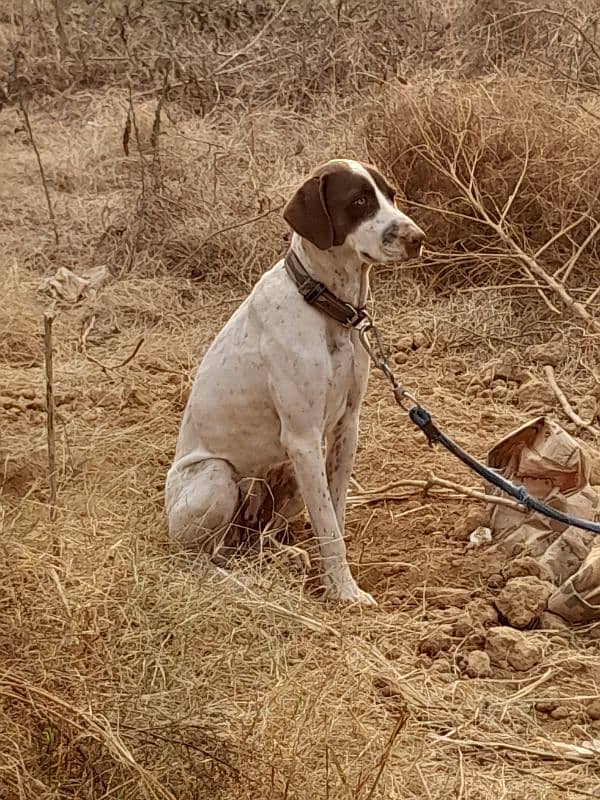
[
  {"xmin": 433, "ymin": 733, "xmax": 593, "ymax": 763},
  {"xmin": 83, "ymin": 332, "xmax": 145, "ymax": 374},
  {"xmin": 177, "ymin": 206, "xmax": 282, "ymax": 270},
  {"xmin": 214, "ymin": 0, "xmax": 293, "ymax": 75},
  {"xmin": 44, "ymin": 313, "xmax": 58, "ymax": 527},
  {"xmin": 543, "ymin": 365, "xmax": 599, "ymax": 436},
  {"xmin": 19, "ymin": 99, "xmax": 59, "ymax": 245},
  {"xmin": 348, "ymin": 474, "xmax": 524, "ymax": 513}
]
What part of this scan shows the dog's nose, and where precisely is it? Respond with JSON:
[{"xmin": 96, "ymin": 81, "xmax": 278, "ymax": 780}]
[{"xmin": 403, "ymin": 228, "xmax": 425, "ymax": 259}]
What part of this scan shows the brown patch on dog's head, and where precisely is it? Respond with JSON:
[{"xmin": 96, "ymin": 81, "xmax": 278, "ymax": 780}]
[{"xmin": 283, "ymin": 159, "xmax": 397, "ymax": 250}]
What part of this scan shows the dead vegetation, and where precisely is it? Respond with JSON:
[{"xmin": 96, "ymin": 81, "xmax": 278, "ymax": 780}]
[{"xmin": 2, "ymin": 1, "xmax": 600, "ymax": 798}]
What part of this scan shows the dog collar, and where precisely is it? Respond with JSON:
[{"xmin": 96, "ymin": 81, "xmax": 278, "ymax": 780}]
[{"xmin": 284, "ymin": 250, "xmax": 368, "ymax": 329}]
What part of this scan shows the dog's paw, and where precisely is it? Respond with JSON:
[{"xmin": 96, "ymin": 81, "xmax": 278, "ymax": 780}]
[{"xmin": 325, "ymin": 579, "xmax": 377, "ymax": 607}]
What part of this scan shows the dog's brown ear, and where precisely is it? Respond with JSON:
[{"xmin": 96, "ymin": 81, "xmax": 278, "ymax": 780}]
[{"xmin": 283, "ymin": 173, "xmax": 333, "ymax": 250}]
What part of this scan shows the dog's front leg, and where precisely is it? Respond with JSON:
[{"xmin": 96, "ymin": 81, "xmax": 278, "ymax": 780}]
[
  {"xmin": 282, "ymin": 432, "xmax": 375, "ymax": 606},
  {"xmin": 326, "ymin": 408, "xmax": 360, "ymax": 532}
]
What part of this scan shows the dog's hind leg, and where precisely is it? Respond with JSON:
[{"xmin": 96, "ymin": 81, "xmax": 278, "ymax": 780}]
[{"xmin": 165, "ymin": 458, "xmax": 240, "ymax": 555}]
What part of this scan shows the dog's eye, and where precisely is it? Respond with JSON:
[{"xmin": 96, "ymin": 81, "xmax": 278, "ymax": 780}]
[{"xmin": 354, "ymin": 196, "xmax": 367, "ymax": 207}]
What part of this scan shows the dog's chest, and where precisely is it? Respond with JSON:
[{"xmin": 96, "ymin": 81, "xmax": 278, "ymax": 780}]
[{"xmin": 323, "ymin": 331, "xmax": 362, "ymax": 426}]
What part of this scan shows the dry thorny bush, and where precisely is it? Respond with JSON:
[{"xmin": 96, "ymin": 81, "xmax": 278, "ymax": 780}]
[{"xmin": 2, "ymin": 1, "xmax": 600, "ymax": 799}]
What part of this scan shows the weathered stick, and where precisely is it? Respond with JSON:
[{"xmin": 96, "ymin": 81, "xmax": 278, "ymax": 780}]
[
  {"xmin": 19, "ymin": 99, "xmax": 59, "ymax": 246},
  {"xmin": 348, "ymin": 473, "xmax": 523, "ymax": 512},
  {"xmin": 543, "ymin": 365, "xmax": 599, "ymax": 436},
  {"xmin": 44, "ymin": 313, "xmax": 58, "ymax": 524}
]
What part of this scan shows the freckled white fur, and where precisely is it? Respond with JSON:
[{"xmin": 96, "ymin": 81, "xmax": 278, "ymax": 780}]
[{"xmin": 165, "ymin": 159, "xmax": 424, "ymax": 605}]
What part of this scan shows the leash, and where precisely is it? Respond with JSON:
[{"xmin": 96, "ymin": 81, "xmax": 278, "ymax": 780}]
[
  {"xmin": 356, "ymin": 316, "xmax": 600, "ymax": 536},
  {"xmin": 283, "ymin": 247, "xmax": 600, "ymax": 534}
]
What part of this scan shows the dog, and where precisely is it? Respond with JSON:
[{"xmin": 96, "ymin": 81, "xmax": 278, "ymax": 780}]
[{"xmin": 166, "ymin": 159, "xmax": 424, "ymax": 605}]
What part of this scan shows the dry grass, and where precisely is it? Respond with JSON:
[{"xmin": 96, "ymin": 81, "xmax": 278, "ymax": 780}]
[{"xmin": 2, "ymin": 1, "xmax": 600, "ymax": 798}]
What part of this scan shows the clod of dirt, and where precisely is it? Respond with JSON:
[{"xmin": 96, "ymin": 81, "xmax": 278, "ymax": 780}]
[
  {"xmin": 452, "ymin": 612, "xmax": 487, "ymax": 650},
  {"xmin": 516, "ymin": 379, "xmax": 556, "ymax": 410},
  {"xmin": 535, "ymin": 700, "xmax": 556, "ymax": 715},
  {"xmin": 495, "ymin": 576, "xmax": 554, "ymax": 628},
  {"xmin": 418, "ymin": 629, "xmax": 453, "ymax": 657},
  {"xmin": 585, "ymin": 699, "xmax": 600, "ymax": 721},
  {"xmin": 482, "ymin": 360, "xmax": 527, "ymax": 386},
  {"xmin": 464, "ymin": 650, "xmax": 492, "ymax": 678},
  {"xmin": 538, "ymin": 611, "xmax": 569, "ymax": 631},
  {"xmin": 550, "ymin": 705, "xmax": 571, "ymax": 720},
  {"xmin": 454, "ymin": 508, "xmax": 491, "ymax": 541},
  {"xmin": 502, "ymin": 556, "xmax": 555, "ymax": 583},
  {"xmin": 485, "ymin": 627, "xmax": 543, "ymax": 671},
  {"xmin": 396, "ymin": 333, "xmax": 414, "ymax": 352},
  {"xmin": 430, "ymin": 656, "xmax": 452, "ymax": 673},
  {"xmin": 486, "ymin": 572, "xmax": 505, "ymax": 590},
  {"xmin": 525, "ymin": 340, "xmax": 568, "ymax": 367},
  {"xmin": 466, "ymin": 599, "xmax": 499, "ymax": 628}
]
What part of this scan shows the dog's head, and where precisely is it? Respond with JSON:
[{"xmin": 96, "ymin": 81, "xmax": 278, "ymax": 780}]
[{"xmin": 283, "ymin": 159, "xmax": 424, "ymax": 263}]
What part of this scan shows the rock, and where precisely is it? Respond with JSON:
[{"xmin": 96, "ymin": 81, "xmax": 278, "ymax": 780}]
[
  {"xmin": 453, "ymin": 613, "xmax": 476, "ymax": 638},
  {"xmin": 418, "ymin": 629, "xmax": 452, "ymax": 657},
  {"xmin": 526, "ymin": 340, "xmax": 568, "ymax": 367},
  {"xmin": 495, "ymin": 576, "xmax": 554, "ymax": 628},
  {"xmin": 465, "ymin": 629, "xmax": 487, "ymax": 650},
  {"xmin": 485, "ymin": 627, "xmax": 543, "ymax": 671},
  {"xmin": 481, "ymin": 357, "xmax": 526, "ymax": 386},
  {"xmin": 585, "ymin": 699, "xmax": 600, "ymax": 721},
  {"xmin": 464, "ymin": 650, "xmax": 492, "ymax": 678},
  {"xmin": 535, "ymin": 700, "xmax": 556, "ymax": 714},
  {"xmin": 413, "ymin": 331, "xmax": 428, "ymax": 349},
  {"xmin": 550, "ymin": 705, "xmax": 571, "ymax": 720},
  {"xmin": 467, "ymin": 527, "xmax": 493, "ymax": 548},
  {"xmin": 466, "ymin": 600, "xmax": 499, "ymax": 628},
  {"xmin": 454, "ymin": 508, "xmax": 491, "ymax": 541},
  {"xmin": 396, "ymin": 334, "xmax": 414, "ymax": 352},
  {"xmin": 516, "ymin": 379, "xmax": 556, "ymax": 409},
  {"xmin": 487, "ymin": 572, "xmax": 505, "ymax": 590},
  {"xmin": 539, "ymin": 611, "xmax": 569, "ymax": 631},
  {"xmin": 503, "ymin": 556, "xmax": 555, "ymax": 583},
  {"xmin": 431, "ymin": 657, "xmax": 451, "ymax": 673}
]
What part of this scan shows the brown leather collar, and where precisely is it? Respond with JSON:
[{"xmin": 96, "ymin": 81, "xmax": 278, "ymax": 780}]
[{"xmin": 284, "ymin": 250, "xmax": 368, "ymax": 329}]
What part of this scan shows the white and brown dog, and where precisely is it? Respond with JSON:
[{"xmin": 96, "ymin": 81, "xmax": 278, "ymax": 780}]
[{"xmin": 166, "ymin": 159, "xmax": 424, "ymax": 605}]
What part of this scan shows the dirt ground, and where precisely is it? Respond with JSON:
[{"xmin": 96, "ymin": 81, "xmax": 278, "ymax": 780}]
[{"xmin": 2, "ymin": 2, "xmax": 600, "ymax": 799}]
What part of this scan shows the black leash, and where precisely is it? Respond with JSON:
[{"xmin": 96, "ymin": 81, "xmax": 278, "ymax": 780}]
[
  {"xmin": 407, "ymin": 404, "xmax": 600, "ymax": 535},
  {"xmin": 357, "ymin": 319, "xmax": 600, "ymax": 536},
  {"xmin": 283, "ymin": 248, "xmax": 600, "ymax": 535}
]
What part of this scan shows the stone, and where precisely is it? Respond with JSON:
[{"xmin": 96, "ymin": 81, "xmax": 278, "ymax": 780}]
[
  {"xmin": 585, "ymin": 699, "xmax": 600, "ymax": 721},
  {"xmin": 485, "ymin": 627, "xmax": 543, "ymax": 671},
  {"xmin": 539, "ymin": 611, "xmax": 569, "ymax": 631},
  {"xmin": 535, "ymin": 700, "xmax": 556, "ymax": 714},
  {"xmin": 464, "ymin": 650, "xmax": 492, "ymax": 678},
  {"xmin": 516, "ymin": 379, "xmax": 556, "ymax": 409},
  {"xmin": 502, "ymin": 556, "xmax": 554, "ymax": 583},
  {"xmin": 550, "ymin": 705, "xmax": 571, "ymax": 720},
  {"xmin": 487, "ymin": 572, "xmax": 505, "ymax": 590},
  {"xmin": 454, "ymin": 508, "xmax": 491, "ymax": 541},
  {"xmin": 495, "ymin": 576, "xmax": 554, "ymax": 628},
  {"xmin": 396, "ymin": 333, "xmax": 414, "ymax": 352},
  {"xmin": 418, "ymin": 629, "xmax": 452, "ymax": 657},
  {"xmin": 465, "ymin": 600, "xmax": 499, "ymax": 628},
  {"xmin": 525, "ymin": 340, "xmax": 568, "ymax": 367}
]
